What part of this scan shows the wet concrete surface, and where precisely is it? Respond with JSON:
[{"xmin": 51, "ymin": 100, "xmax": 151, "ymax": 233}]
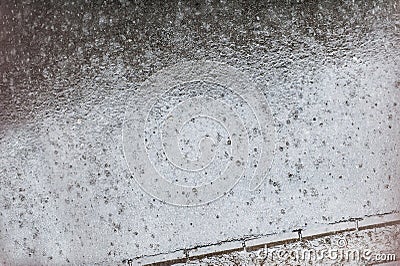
[
  {"xmin": 174, "ymin": 223, "xmax": 400, "ymax": 265},
  {"xmin": 0, "ymin": 0, "xmax": 399, "ymax": 264}
]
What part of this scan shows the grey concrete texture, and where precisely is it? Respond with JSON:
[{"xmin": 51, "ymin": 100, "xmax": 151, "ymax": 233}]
[
  {"xmin": 175, "ymin": 223, "xmax": 400, "ymax": 265},
  {"xmin": 123, "ymin": 61, "xmax": 276, "ymax": 206},
  {"xmin": 0, "ymin": 0, "xmax": 399, "ymax": 264}
]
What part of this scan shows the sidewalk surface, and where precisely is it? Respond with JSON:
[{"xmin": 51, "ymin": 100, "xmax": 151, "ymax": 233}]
[{"xmin": 0, "ymin": 1, "xmax": 399, "ymax": 264}]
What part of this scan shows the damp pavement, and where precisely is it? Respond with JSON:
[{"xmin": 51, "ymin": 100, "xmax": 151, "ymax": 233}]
[
  {"xmin": 0, "ymin": 1, "xmax": 399, "ymax": 264},
  {"xmin": 174, "ymin": 223, "xmax": 400, "ymax": 265}
]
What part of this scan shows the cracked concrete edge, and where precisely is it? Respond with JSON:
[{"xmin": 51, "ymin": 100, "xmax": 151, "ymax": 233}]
[{"xmin": 129, "ymin": 211, "xmax": 400, "ymax": 265}]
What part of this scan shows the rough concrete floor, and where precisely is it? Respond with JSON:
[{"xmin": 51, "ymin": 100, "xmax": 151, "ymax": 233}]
[
  {"xmin": 174, "ymin": 223, "xmax": 400, "ymax": 266},
  {"xmin": 0, "ymin": 0, "xmax": 399, "ymax": 265}
]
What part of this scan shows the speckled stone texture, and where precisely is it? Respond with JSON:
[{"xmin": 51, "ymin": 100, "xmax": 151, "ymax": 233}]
[
  {"xmin": 0, "ymin": 1, "xmax": 399, "ymax": 264},
  {"xmin": 175, "ymin": 224, "xmax": 400, "ymax": 265}
]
